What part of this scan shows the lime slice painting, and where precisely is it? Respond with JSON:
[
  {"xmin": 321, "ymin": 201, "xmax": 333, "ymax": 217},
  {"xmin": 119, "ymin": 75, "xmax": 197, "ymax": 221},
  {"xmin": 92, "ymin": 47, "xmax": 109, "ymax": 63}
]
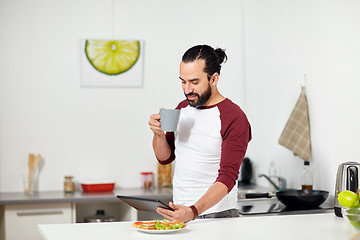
[{"xmin": 81, "ymin": 39, "xmax": 143, "ymax": 87}]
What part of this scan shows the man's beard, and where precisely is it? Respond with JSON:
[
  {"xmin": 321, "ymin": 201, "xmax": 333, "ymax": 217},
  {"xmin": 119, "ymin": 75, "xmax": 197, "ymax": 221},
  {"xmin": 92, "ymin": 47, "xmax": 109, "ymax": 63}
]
[{"xmin": 185, "ymin": 83, "xmax": 212, "ymax": 107}]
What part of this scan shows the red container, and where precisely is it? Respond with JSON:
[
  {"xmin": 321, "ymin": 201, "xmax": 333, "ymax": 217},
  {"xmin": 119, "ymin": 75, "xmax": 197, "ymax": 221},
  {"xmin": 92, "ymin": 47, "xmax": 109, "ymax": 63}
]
[{"xmin": 81, "ymin": 182, "xmax": 115, "ymax": 192}]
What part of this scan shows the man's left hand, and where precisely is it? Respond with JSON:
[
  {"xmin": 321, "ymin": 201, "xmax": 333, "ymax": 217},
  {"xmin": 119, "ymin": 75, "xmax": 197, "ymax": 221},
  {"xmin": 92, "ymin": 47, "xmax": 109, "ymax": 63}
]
[{"xmin": 156, "ymin": 202, "xmax": 194, "ymax": 223}]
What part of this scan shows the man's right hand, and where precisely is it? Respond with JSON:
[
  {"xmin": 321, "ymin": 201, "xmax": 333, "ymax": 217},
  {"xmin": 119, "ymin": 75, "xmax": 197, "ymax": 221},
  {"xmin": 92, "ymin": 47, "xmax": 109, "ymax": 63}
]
[
  {"xmin": 149, "ymin": 113, "xmax": 171, "ymax": 161},
  {"xmin": 148, "ymin": 113, "xmax": 164, "ymax": 136}
]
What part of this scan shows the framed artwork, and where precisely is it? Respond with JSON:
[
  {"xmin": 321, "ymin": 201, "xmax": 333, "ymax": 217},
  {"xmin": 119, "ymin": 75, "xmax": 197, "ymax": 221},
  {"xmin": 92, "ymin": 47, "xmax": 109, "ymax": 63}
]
[{"xmin": 80, "ymin": 39, "xmax": 144, "ymax": 87}]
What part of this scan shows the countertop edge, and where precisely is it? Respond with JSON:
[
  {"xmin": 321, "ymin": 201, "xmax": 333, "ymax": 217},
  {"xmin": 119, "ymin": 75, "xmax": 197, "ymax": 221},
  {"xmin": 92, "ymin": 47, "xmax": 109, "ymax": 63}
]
[{"xmin": 0, "ymin": 188, "xmax": 173, "ymax": 205}]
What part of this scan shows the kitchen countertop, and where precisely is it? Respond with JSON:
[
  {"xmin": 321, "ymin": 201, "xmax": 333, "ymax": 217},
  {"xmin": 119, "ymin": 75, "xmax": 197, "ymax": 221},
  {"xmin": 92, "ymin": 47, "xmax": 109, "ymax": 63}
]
[
  {"xmin": 38, "ymin": 213, "xmax": 356, "ymax": 240},
  {"xmin": 0, "ymin": 184, "xmax": 268, "ymax": 205},
  {"xmin": 0, "ymin": 187, "xmax": 173, "ymax": 205},
  {"xmin": 0, "ymin": 186, "xmax": 334, "ymax": 217}
]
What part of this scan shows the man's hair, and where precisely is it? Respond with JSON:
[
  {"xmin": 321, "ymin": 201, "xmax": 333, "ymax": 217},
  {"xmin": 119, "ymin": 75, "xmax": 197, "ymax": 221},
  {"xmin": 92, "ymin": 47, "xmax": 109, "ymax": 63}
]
[{"xmin": 182, "ymin": 45, "xmax": 227, "ymax": 79}]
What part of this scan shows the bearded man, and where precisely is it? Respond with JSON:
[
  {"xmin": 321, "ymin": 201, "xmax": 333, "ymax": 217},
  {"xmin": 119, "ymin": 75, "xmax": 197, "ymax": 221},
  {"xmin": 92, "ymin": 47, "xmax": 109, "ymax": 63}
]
[{"xmin": 148, "ymin": 45, "xmax": 251, "ymax": 222}]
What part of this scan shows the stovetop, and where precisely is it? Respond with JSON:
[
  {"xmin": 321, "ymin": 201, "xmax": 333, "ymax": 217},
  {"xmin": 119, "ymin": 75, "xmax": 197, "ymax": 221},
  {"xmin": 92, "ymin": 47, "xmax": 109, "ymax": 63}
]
[{"xmin": 238, "ymin": 198, "xmax": 334, "ymax": 216}]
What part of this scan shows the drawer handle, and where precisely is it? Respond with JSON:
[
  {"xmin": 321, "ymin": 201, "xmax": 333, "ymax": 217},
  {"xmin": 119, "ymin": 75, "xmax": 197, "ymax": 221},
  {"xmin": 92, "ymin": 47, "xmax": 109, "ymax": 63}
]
[{"xmin": 16, "ymin": 210, "xmax": 64, "ymax": 216}]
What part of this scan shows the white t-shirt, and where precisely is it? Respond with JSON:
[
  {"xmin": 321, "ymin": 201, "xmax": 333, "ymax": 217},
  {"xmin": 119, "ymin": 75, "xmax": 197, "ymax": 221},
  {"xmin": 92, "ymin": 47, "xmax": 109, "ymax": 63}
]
[{"xmin": 161, "ymin": 98, "xmax": 251, "ymax": 215}]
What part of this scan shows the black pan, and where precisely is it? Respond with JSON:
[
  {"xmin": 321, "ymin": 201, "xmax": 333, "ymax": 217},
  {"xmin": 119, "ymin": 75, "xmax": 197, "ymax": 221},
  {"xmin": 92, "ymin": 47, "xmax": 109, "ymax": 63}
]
[
  {"xmin": 243, "ymin": 189, "xmax": 329, "ymax": 210},
  {"xmin": 243, "ymin": 175, "xmax": 329, "ymax": 209},
  {"xmin": 275, "ymin": 189, "xmax": 329, "ymax": 210}
]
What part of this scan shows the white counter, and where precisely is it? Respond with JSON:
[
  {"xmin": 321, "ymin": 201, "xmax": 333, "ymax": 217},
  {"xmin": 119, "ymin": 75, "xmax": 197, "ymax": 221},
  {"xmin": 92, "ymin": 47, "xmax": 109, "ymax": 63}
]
[{"xmin": 39, "ymin": 213, "xmax": 357, "ymax": 240}]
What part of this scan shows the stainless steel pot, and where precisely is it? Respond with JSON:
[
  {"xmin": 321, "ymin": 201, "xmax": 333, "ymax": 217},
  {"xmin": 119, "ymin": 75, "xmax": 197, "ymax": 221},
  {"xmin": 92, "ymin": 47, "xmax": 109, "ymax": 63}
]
[
  {"xmin": 334, "ymin": 161, "xmax": 360, "ymax": 217},
  {"xmin": 84, "ymin": 210, "xmax": 118, "ymax": 223}
]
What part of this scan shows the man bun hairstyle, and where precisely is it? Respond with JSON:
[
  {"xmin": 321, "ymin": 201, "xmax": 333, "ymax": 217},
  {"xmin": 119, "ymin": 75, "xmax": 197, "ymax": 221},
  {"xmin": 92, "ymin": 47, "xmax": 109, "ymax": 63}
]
[{"xmin": 182, "ymin": 44, "xmax": 227, "ymax": 79}]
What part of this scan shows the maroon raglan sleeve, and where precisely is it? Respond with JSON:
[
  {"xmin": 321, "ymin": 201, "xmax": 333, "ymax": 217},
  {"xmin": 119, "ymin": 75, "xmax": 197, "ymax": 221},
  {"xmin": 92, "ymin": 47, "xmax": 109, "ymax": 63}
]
[{"xmin": 215, "ymin": 100, "xmax": 252, "ymax": 192}]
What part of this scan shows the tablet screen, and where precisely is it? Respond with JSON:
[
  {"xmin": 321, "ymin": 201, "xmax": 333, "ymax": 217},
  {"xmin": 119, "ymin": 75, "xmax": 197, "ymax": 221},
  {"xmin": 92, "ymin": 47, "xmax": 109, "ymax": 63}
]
[{"xmin": 116, "ymin": 195, "xmax": 174, "ymax": 212}]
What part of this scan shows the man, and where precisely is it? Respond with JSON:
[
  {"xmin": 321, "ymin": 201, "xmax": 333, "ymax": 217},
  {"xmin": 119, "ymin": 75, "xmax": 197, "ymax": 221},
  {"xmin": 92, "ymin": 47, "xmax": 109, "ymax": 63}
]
[{"xmin": 148, "ymin": 45, "xmax": 251, "ymax": 222}]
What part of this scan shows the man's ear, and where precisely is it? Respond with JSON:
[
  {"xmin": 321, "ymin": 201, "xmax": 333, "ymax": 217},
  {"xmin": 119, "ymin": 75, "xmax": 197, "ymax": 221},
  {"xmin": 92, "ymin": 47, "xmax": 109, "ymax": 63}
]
[{"xmin": 211, "ymin": 73, "xmax": 219, "ymax": 86}]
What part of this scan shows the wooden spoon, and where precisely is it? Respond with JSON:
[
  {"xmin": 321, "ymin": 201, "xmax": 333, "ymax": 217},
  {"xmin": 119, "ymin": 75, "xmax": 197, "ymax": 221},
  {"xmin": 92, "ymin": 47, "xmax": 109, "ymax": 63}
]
[
  {"xmin": 28, "ymin": 154, "xmax": 41, "ymax": 192},
  {"xmin": 33, "ymin": 154, "xmax": 41, "ymax": 174},
  {"xmin": 26, "ymin": 153, "xmax": 35, "ymax": 193}
]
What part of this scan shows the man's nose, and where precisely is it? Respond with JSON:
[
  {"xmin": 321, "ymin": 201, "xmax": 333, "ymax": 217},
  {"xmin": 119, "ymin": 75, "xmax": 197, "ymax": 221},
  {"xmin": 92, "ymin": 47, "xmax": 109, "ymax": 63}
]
[{"xmin": 184, "ymin": 83, "xmax": 193, "ymax": 95}]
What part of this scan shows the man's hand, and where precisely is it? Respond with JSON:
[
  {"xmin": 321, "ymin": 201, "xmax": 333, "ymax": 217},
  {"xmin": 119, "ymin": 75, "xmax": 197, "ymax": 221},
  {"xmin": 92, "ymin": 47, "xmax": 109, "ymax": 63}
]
[
  {"xmin": 156, "ymin": 202, "xmax": 194, "ymax": 223},
  {"xmin": 149, "ymin": 113, "xmax": 171, "ymax": 161},
  {"xmin": 148, "ymin": 113, "xmax": 163, "ymax": 136}
]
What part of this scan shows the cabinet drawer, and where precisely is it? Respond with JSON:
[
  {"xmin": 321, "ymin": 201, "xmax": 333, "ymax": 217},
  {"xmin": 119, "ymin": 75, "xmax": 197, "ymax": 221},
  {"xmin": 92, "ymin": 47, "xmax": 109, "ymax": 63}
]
[{"xmin": 4, "ymin": 203, "xmax": 73, "ymax": 240}]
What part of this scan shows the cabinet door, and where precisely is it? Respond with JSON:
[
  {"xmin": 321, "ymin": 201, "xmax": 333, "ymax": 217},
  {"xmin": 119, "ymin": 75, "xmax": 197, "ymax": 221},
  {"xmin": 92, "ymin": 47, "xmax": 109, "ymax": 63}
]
[{"xmin": 4, "ymin": 203, "xmax": 73, "ymax": 240}]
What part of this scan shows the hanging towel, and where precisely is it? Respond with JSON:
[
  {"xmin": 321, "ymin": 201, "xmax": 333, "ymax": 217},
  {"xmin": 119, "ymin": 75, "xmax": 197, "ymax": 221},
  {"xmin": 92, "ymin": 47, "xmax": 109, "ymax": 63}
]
[{"xmin": 278, "ymin": 86, "xmax": 311, "ymax": 161}]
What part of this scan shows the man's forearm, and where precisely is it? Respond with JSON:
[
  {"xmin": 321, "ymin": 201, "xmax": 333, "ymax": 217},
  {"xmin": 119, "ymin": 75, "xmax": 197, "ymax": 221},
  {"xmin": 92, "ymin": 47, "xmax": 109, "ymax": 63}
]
[
  {"xmin": 193, "ymin": 182, "xmax": 228, "ymax": 216},
  {"xmin": 152, "ymin": 133, "xmax": 171, "ymax": 161}
]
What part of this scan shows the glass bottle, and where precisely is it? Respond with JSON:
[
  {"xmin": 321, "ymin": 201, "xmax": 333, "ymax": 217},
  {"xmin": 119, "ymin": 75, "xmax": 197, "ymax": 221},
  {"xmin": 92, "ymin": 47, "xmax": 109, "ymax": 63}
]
[
  {"xmin": 64, "ymin": 176, "xmax": 75, "ymax": 193},
  {"xmin": 301, "ymin": 161, "xmax": 313, "ymax": 190},
  {"xmin": 269, "ymin": 160, "xmax": 277, "ymax": 176},
  {"xmin": 268, "ymin": 160, "xmax": 278, "ymax": 192}
]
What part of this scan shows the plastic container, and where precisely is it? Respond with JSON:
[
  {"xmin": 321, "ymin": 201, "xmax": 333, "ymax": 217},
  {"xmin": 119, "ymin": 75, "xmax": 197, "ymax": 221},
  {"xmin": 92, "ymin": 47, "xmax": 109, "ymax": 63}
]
[{"xmin": 141, "ymin": 172, "xmax": 154, "ymax": 189}]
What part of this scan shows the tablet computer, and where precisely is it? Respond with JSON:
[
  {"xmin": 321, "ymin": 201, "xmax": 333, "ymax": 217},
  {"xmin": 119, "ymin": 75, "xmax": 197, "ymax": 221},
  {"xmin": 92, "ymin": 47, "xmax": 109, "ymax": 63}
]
[{"xmin": 116, "ymin": 195, "xmax": 174, "ymax": 212}]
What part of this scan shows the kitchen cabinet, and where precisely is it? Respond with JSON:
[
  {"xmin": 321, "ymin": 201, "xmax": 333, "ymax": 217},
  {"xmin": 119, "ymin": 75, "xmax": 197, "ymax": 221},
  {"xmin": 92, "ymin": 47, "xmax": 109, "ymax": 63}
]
[
  {"xmin": 74, "ymin": 201, "xmax": 134, "ymax": 222},
  {"xmin": 2, "ymin": 203, "xmax": 73, "ymax": 240},
  {"xmin": 0, "ymin": 188, "xmax": 173, "ymax": 240},
  {"xmin": 74, "ymin": 202, "xmax": 165, "ymax": 222}
]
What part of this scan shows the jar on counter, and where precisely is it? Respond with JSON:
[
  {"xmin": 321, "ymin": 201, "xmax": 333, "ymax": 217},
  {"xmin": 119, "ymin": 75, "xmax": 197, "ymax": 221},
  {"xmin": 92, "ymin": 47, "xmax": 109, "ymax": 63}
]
[
  {"xmin": 157, "ymin": 163, "xmax": 172, "ymax": 187},
  {"xmin": 141, "ymin": 172, "xmax": 154, "ymax": 189},
  {"xmin": 64, "ymin": 175, "xmax": 75, "ymax": 193}
]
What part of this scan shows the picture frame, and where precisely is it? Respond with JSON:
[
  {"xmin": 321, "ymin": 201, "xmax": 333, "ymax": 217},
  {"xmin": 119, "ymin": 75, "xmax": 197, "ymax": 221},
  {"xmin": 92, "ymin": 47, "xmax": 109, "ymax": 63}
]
[{"xmin": 80, "ymin": 39, "xmax": 144, "ymax": 87}]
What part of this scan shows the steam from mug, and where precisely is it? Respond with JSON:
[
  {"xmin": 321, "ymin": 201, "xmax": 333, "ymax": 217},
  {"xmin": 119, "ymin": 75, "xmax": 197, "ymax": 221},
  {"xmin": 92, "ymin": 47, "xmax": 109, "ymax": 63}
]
[{"xmin": 160, "ymin": 108, "xmax": 181, "ymax": 132}]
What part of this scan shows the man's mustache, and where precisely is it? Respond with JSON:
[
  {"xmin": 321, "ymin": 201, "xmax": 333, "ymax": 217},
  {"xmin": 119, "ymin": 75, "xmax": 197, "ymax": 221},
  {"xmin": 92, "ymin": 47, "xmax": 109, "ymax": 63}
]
[{"xmin": 185, "ymin": 92, "xmax": 199, "ymax": 98}]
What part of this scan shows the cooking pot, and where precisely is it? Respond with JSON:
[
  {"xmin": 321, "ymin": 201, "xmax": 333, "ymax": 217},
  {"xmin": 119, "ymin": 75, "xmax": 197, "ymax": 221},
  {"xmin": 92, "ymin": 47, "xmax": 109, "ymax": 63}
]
[
  {"xmin": 84, "ymin": 210, "xmax": 118, "ymax": 223},
  {"xmin": 334, "ymin": 161, "xmax": 360, "ymax": 217},
  {"xmin": 245, "ymin": 174, "xmax": 329, "ymax": 210}
]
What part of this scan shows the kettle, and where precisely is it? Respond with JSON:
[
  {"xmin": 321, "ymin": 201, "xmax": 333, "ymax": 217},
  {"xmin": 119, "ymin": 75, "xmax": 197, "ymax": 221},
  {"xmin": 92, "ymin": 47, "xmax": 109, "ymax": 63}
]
[
  {"xmin": 334, "ymin": 161, "xmax": 360, "ymax": 217},
  {"xmin": 238, "ymin": 157, "xmax": 253, "ymax": 185}
]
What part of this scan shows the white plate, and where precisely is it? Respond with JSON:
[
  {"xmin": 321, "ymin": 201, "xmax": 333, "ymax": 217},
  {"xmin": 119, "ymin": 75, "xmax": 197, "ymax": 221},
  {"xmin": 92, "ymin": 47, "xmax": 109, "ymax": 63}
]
[
  {"xmin": 134, "ymin": 227, "xmax": 185, "ymax": 234},
  {"xmin": 132, "ymin": 221, "xmax": 186, "ymax": 234}
]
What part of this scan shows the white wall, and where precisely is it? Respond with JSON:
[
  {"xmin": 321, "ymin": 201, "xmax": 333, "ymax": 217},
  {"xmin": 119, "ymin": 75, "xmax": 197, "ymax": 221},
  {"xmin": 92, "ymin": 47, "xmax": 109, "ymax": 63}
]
[
  {"xmin": 243, "ymin": 0, "xmax": 360, "ymax": 194},
  {"xmin": 1, "ymin": 0, "xmax": 359, "ymax": 197},
  {"xmin": 0, "ymin": 0, "xmax": 245, "ymax": 191}
]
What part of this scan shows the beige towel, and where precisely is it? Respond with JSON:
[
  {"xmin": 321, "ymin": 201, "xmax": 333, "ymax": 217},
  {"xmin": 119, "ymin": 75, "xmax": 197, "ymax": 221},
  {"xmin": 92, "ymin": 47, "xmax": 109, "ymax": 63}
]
[{"xmin": 278, "ymin": 87, "xmax": 311, "ymax": 161}]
